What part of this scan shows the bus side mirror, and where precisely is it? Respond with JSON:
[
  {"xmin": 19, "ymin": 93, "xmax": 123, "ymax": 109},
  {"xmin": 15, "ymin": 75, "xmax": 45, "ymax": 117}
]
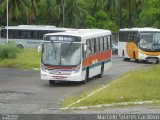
[{"xmin": 38, "ymin": 45, "xmax": 42, "ymax": 52}]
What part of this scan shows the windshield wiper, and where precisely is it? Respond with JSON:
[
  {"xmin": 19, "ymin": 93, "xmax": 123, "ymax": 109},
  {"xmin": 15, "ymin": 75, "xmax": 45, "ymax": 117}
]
[
  {"xmin": 66, "ymin": 41, "xmax": 73, "ymax": 56},
  {"xmin": 51, "ymin": 41, "xmax": 57, "ymax": 59}
]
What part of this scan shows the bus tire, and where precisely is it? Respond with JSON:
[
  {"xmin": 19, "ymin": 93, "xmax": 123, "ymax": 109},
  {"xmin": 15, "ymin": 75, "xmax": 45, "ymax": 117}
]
[
  {"xmin": 81, "ymin": 68, "xmax": 89, "ymax": 84},
  {"xmin": 122, "ymin": 51, "xmax": 125, "ymax": 60},
  {"xmin": 122, "ymin": 51, "xmax": 129, "ymax": 61},
  {"xmin": 49, "ymin": 80, "xmax": 55, "ymax": 86},
  {"xmin": 98, "ymin": 63, "xmax": 104, "ymax": 78},
  {"xmin": 122, "ymin": 50, "xmax": 127, "ymax": 61},
  {"xmin": 134, "ymin": 52, "xmax": 139, "ymax": 63},
  {"xmin": 156, "ymin": 59, "xmax": 159, "ymax": 64},
  {"xmin": 16, "ymin": 44, "xmax": 24, "ymax": 49}
]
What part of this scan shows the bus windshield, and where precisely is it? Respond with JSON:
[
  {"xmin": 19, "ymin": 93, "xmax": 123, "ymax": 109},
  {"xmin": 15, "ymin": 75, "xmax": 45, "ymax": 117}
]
[
  {"xmin": 42, "ymin": 42, "xmax": 81, "ymax": 66},
  {"xmin": 139, "ymin": 32, "xmax": 160, "ymax": 51}
]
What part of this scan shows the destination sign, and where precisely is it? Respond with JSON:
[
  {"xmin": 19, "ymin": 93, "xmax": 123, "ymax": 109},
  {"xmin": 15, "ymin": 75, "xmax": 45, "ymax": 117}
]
[{"xmin": 45, "ymin": 35, "xmax": 81, "ymax": 42}]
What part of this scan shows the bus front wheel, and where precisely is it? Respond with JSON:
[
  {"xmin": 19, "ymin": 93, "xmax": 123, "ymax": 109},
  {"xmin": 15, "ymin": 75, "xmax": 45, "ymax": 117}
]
[
  {"xmin": 134, "ymin": 52, "xmax": 139, "ymax": 63},
  {"xmin": 122, "ymin": 51, "xmax": 130, "ymax": 61},
  {"xmin": 16, "ymin": 44, "xmax": 24, "ymax": 49},
  {"xmin": 49, "ymin": 80, "xmax": 55, "ymax": 86},
  {"xmin": 81, "ymin": 68, "xmax": 89, "ymax": 84}
]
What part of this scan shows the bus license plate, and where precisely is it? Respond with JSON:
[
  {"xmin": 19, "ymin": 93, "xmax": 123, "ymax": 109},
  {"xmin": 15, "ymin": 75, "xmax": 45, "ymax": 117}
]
[{"xmin": 53, "ymin": 76, "xmax": 66, "ymax": 79}]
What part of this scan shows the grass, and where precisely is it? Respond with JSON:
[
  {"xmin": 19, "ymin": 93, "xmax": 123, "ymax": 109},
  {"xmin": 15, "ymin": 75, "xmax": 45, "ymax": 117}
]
[
  {"xmin": 0, "ymin": 49, "xmax": 40, "ymax": 69},
  {"xmin": 0, "ymin": 44, "xmax": 20, "ymax": 59},
  {"xmin": 60, "ymin": 65, "xmax": 160, "ymax": 108}
]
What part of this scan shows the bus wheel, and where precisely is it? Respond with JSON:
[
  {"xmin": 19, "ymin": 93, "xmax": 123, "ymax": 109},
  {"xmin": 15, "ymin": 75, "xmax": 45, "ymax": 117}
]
[
  {"xmin": 122, "ymin": 51, "xmax": 130, "ymax": 61},
  {"xmin": 156, "ymin": 59, "xmax": 159, "ymax": 64},
  {"xmin": 81, "ymin": 69, "xmax": 89, "ymax": 84},
  {"xmin": 134, "ymin": 52, "xmax": 139, "ymax": 63},
  {"xmin": 16, "ymin": 44, "xmax": 24, "ymax": 49},
  {"xmin": 49, "ymin": 80, "xmax": 55, "ymax": 86},
  {"xmin": 98, "ymin": 63, "xmax": 104, "ymax": 78},
  {"xmin": 122, "ymin": 51, "xmax": 127, "ymax": 61}
]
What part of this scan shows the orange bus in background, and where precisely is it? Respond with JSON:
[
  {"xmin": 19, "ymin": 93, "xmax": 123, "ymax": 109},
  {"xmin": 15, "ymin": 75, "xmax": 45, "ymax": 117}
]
[{"xmin": 118, "ymin": 28, "xmax": 160, "ymax": 63}]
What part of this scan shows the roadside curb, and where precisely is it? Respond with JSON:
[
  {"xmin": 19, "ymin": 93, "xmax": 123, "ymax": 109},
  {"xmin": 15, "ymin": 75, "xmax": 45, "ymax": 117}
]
[{"xmin": 59, "ymin": 100, "xmax": 160, "ymax": 110}]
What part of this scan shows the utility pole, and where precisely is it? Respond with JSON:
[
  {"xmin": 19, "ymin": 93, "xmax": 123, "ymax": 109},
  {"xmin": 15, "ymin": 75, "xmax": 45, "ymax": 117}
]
[
  {"xmin": 62, "ymin": 0, "xmax": 64, "ymax": 27},
  {"xmin": 6, "ymin": 0, "xmax": 8, "ymax": 44}
]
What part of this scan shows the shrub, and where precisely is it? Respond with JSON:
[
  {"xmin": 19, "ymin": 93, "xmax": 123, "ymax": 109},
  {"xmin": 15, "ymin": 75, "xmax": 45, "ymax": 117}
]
[{"xmin": 0, "ymin": 44, "xmax": 20, "ymax": 59}]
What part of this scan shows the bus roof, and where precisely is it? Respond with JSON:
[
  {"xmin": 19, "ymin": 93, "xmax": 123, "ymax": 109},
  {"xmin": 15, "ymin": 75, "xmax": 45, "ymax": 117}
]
[
  {"xmin": 44, "ymin": 29, "xmax": 111, "ymax": 38},
  {"xmin": 1, "ymin": 25, "xmax": 67, "ymax": 31},
  {"xmin": 119, "ymin": 27, "xmax": 160, "ymax": 32}
]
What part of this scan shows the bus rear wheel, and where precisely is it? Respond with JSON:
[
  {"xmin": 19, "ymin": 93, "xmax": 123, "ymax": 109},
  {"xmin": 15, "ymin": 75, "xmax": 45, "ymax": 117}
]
[
  {"xmin": 156, "ymin": 59, "xmax": 159, "ymax": 64},
  {"xmin": 98, "ymin": 63, "xmax": 104, "ymax": 78},
  {"xmin": 49, "ymin": 80, "xmax": 55, "ymax": 86},
  {"xmin": 134, "ymin": 52, "xmax": 139, "ymax": 63},
  {"xmin": 81, "ymin": 68, "xmax": 89, "ymax": 84},
  {"xmin": 122, "ymin": 51, "xmax": 130, "ymax": 61}
]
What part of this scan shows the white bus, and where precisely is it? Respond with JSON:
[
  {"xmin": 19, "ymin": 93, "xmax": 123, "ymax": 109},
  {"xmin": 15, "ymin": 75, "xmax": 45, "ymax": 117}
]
[
  {"xmin": 118, "ymin": 28, "xmax": 160, "ymax": 63},
  {"xmin": 0, "ymin": 25, "xmax": 67, "ymax": 48},
  {"xmin": 40, "ymin": 29, "xmax": 112, "ymax": 85}
]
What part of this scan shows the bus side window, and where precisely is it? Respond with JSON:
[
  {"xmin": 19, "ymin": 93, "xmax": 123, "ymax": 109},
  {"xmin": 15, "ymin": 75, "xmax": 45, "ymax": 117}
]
[
  {"xmin": 108, "ymin": 35, "xmax": 111, "ymax": 49},
  {"xmin": 18, "ymin": 31, "xmax": 22, "ymax": 39},
  {"xmin": 133, "ymin": 32, "xmax": 139, "ymax": 44},
  {"xmin": 104, "ymin": 36, "xmax": 107, "ymax": 50},
  {"xmin": 8, "ymin": 30, "xmax": 12, "ymax": 39},
  {"xmin": 106, "ymin": 36, "xmax": 109, "ymax": 49},
  {"xmin": 1, "ymin": 29, "xmax": 6, "ymax": 38},
  {"xmin": 91, "ymin": 38, "xmax": 95, "ymax": 54},
  {"xmin": 100, "ymin": 37, "xmax": 104, "ymax": 52},
  {"xmin": 128, "ymin": 32, "xmax": 134, "ymax": 41},
  {"xmin": 119, "ymin": 32, "xmax": 122, "ymax": 41},
  {"xmin": 24, "ymin": 31, "xmax": 27, "ymax": 39},
  {"xmin": 119, "ymin": 32, "xmax": 125, "ymax": 42},
  {"xmin": 21, "ymin": 30, "xmax": 25, "ymax": 39},
  {"xmin": 37, "ymin": 31, "xmax": 40, "ymax": 39},
  {"xmin": 95, "ymin": 38, "xmax": 99, "ymax": 53},
  {"xmin": 86, "ymin": 39, "xmax": 91, "ymax": 56},
  {"xmin": 27, "ymin": 31, "xmax": 30, "ymax": 39},
  {"xmin": 82, "ymin": 44, "xmax": 84, "ymax": 58},
  {"xmin": 30, "ymin": 31, "xmax": 34, "ymax": 39},
  {"xmin": 13, "ymin": 30, "xmax": 17, "ymax": 39}
]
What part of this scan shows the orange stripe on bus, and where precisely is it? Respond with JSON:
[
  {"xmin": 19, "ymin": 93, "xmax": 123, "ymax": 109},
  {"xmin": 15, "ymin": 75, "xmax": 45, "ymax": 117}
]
[
  {"xmin": 141, "ymin": 50, "xmax": 160, "ymax": 56},
  {"xmin": 82, "ymin": 50, "xmax": 111, "ymax": 67}
]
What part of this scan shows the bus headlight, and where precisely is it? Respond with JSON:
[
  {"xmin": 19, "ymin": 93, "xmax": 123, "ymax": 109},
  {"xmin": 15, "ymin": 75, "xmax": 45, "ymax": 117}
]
[
  {"xmin": 72, "ymin": 65, "xmax": 80, "ymax": 74},
  {"xmin": 41, "ymin": 64, "xmax": 47, "ymax": 72}
]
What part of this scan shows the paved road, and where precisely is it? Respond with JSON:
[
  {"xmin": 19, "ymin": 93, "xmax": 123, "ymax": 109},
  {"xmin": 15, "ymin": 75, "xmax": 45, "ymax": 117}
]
[{"xmin": 0, "ymin": 55, "xmax": 157, "ymax": 114}]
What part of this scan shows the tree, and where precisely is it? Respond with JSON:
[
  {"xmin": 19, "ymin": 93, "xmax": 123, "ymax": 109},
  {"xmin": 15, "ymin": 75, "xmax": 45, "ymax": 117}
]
[
  {"xmin": 30, "ymin": 0, "xmax": 41, "ymax": 22},
  {"xmin": 64, "ymin": 0, "xmax": 86, "ymax": 27},
  {"xmin": 139, "ymin": 0, "xmax": 160, "ymax": 28},
  {"xmin": 84, "ymin": 10, "xmax": 118, "ymax": 32},
  {"xmin": 0, "ymin": 0, "xmax": 30, "ymax": 25},
  {"xmin": 103, "ymin": 0, "xmax": 118, "ymax": 19},
  {"xmin": 92, "ymin": 0, "xmax": 98, "ymax": 16},
  {"xmin": 122, "ymin": 0, "xmax": 143, "ymax": 27}
]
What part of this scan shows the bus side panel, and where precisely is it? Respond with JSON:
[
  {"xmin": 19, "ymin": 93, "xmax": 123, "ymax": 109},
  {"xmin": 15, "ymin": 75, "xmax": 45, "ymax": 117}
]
[
  {"xmin": 126, "ymin": 42, "xmax": 139, "ymax": 59},
  {"xmin": 118, "ymin": 42, "xmax": 139, "ymax": 59},
  {"xmin": 82, "ymin": 50, "xmax": 112, "ymax": 79},
  {"xmin": 118, "ymin": 42, "xmax": 126, "ymax": 57},
  {"xmin": 9, "ymin": 39, "xmax": 42, "ymax": 48},
  {"xmin": 0, "ymin": 38, "xmax": 42, "ymax": 48}
]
